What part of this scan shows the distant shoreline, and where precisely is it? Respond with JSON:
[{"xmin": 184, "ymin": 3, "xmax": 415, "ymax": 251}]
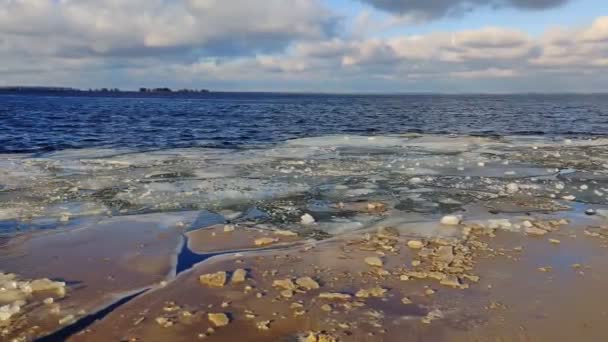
[
  {"xmin": 2, "ymin": 86, "xmax": 608, "ymax": 97},
  {"xmin": 2, "ymin": 87, "xmax": 608, "ymax": 97},
  {"xmin": 0, "ymin": 86, "xmax": 210, "ymax": 94}
]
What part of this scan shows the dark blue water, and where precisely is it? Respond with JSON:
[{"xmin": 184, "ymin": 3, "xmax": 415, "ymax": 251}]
[{"xmin": 1, "ymin": 92, "xmax": 607, "ymax": 153}]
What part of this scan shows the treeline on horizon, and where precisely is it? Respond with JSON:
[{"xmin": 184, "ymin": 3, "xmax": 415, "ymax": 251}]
[{"xmin": 0, "ymin": 86, "xmax": 210, "ymax": 93}]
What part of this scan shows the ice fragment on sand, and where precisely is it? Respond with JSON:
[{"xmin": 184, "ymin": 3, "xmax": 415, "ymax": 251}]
[
  {"xmin": 305, "ymin": 332, "xmax": 338, "ymax": 342},
  {"xmin": 364, "ymin": 256, "xmax": 384, "ymax": 267},
  {"xmin": 525, "ymin": 227, "xmax": 548, "ymax": 236},
  {"xmin": 0, "ymin": 303, "xmax": 21, "ymax": 321},
  {"xmin": 208, "ymin": 313, "xmax": 230, "ymax": 327},
  {"xmin": 59, "ymin": 315, "xmax": 75, "ymax": 325},
  {"xmin": 300, "ymin": 214, "xmax": 316, "ymax": 225},
  {"xmin": 30, "ymin": 278, "xmax": 66, "ymax": 296},
  {"xmin": 274, "ymin": 230, "xmax": 298, "ymax": 237},
  {"xmin": 254, "ymin": 237, "xmax": 279, "ymax": 246},
  {"xmin": 199, "ymin": 272, "xmax": 227, "ymax": 287},
  {"xmin": 440, "ymin": 275, "xmax": 461, "ymax": 288},
  {"xmin": 440, "ymin": 215, "xmax": 462, "ymax": 226},
  {"xmin": 296, "ymin": 277, "xmax": 320, "ymax": 291},
  {"xmin": 59, "ymin": 212, "xmax": 71, "ymax": 222},
  {"xmin": 256, "ymin": 320, "xmax": 271, "ymax": 330},
  {"xmin": 488, "ymin": 219, "xmax": 512, "ymax": 229},
  {"xmin": 318, "ymin": 293, "xmax": 352, "ymax": 300},
  {"xmin": 273, "ymin": 279, "xmax": 296, "ymax": 290},
  {"xmin": 231, "ymin": 269, "xmax": 247, "ymax": 284},
  {"xmin": 506, "ymin": 183, "xmax": 519, "ymax": 193},
  {"xmin": 355, "ymin": 287, "xmax": 387, "ymax": 298},
  {"xmin": 407, "ymin": 240, "xmax": 424, "ymax": 249}
]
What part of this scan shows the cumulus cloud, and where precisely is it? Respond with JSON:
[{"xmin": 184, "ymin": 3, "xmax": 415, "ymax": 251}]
[
  {"xmin": 0, "ymin": 0, "xmax": 337, "ymax": 59},
  {"xmin": 340, "ymin": 27, "xmax": 535, "ymax": 66},
  {"xmin": 0, "ymin": 1, "xmax": 606, "ymax": 92},
  {"xmin": 358, "ymin": 0, "xmax": 570, "ymax": 19},
  {"xmin": 530, "ymin": 16, "xmax": 608, "ymax": 68}
]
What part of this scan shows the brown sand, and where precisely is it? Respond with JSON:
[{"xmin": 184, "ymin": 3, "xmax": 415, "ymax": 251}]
[
  {"xmin": 72, "ymin": 220, "xmax": 608, "ymax": 342},
  {"xmin": 186, "ymin": 224, "xmax": 304, "ymax": 254}
]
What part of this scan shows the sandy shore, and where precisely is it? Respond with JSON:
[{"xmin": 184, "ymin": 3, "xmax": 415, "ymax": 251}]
[{"xmin": 74, "ymin": 216, "xmax": 608, "ymax": 341}]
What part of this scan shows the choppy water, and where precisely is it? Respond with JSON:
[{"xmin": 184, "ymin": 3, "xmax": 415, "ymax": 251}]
[{"xmin": 1, "ymin": 92, "xmax": 608, "ymax": 153}]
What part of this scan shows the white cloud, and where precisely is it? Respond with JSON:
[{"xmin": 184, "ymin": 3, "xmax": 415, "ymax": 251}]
[
  {"xmin": 0, "ymin": 0, "xmax": 337, "ymax": 58},
  {"xmin": 450, "ymin": 68, "xmax": 519, "ymax": 79},
  {"xmin": 532, "ymin": 16, "xmax": 608, "ymax": 68},
  {"xmin": 0, "ymin": 1, "xmax": 606, "ymax": 92}
]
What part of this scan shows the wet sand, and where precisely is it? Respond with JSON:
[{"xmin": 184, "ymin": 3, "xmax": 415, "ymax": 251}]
[
  {"xmin": 186, "ymin": 224, "xmax": 304, "ymax": 254},
  {"xmin": 72, "ymin": 218, "xmax": 608, "ymax": 342},
  {"xmin": 0, "ymin": 212, "xmax": 197, "ymax": 340}
]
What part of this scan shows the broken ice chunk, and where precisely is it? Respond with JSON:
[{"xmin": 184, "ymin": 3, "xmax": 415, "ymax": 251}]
[{"xmin": 300, "ymin": 214, "xmax": 316, "ymax": 225}]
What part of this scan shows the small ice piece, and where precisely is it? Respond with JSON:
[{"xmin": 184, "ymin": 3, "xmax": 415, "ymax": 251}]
[
  {"xmin": 562, "ymin": 195, "xmax": 576, "ymax": 201},
  {"xmin": 488, "ymin": 219, "xmax": 512, "ymax": 229},
  {"xmin": 0, "ymin": 303, "xmax": 21, "ymax": 321},
  {"xmin": 596, "ymin": 209, "xmax": 608, "ymax": 218},
  {"xmin": 59, "ymin": 212, "xmax": 71, "ymax": 222},
  {"xmin": 522, "ymin": 220, "xmax": 534, "ymax": 228},
  {"xmin": 506, "ymin": 183, "xmax": 519, "ymax": 194},
  {"xmin": 409, "ymin": 177, "xmax": 424, "ymax": 184},
  {"xmin": 300, "ymin": 214, "xmax": 316, "ymax": 225},
  {"xmin": 564, "ymin": 139, "xmax": 573, "ymax": 145},
  {"xmin": 585, "ymin": 209, "xmax": 596, "ymax": 216},
  {"xmin": 555, "ymin": 183, "xmax": 565, "ymax": 190},
  {"xmin": 477, "ymin": 162, "xmax": 485, "ymax": 167},
  {"xmin": 580, "ymin": 184, "xmax": 588, "ymax": 190},
  {"xmin": 440, "ymin": 215, "xmax": 462, "ymax": 226}
]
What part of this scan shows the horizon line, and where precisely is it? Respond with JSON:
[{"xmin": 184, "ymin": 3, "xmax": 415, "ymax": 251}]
[{"xmin": 1, "ymin": 85, "xmax": 608, "ymax": 96}]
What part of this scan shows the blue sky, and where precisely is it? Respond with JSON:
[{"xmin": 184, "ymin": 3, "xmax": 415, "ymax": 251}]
[
  {"xmin": 0, "ymin": 0, "xmax": 607, "ymax": 92},
  {"xmin": 328, "ymin": 0, "xmax": 602, "ymax": 36}
]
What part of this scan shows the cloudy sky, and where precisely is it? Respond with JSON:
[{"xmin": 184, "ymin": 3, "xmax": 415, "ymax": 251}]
[{"xmin": 0, "ymin": 0, "xmax": 606, "ymax": 92}]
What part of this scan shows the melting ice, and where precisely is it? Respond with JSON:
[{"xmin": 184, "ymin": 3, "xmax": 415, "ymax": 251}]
[{"xmin": 1, "ymin": 134, "xmax": 608, "ymax": 236}]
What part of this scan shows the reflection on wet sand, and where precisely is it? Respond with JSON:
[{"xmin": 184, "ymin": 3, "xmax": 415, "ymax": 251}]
[{"xmin": 0, "ymin": 212, "xmax": 197, "ymax": 340}]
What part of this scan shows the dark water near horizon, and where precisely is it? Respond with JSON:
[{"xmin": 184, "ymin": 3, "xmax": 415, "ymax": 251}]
[{"xmin": 1, "ymin": 92, "xmax": 607, "ymax": 154}]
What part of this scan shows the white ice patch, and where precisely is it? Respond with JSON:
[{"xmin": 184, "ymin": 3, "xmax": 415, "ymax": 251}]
[{"xmin": 2, "ymin": 134, "xmax": 608, "ymax": 232}]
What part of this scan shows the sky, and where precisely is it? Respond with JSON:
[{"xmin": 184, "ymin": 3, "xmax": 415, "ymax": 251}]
[{"xmin": 0, "ymin": 0, "xmax": 607, "ymax": 93}]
